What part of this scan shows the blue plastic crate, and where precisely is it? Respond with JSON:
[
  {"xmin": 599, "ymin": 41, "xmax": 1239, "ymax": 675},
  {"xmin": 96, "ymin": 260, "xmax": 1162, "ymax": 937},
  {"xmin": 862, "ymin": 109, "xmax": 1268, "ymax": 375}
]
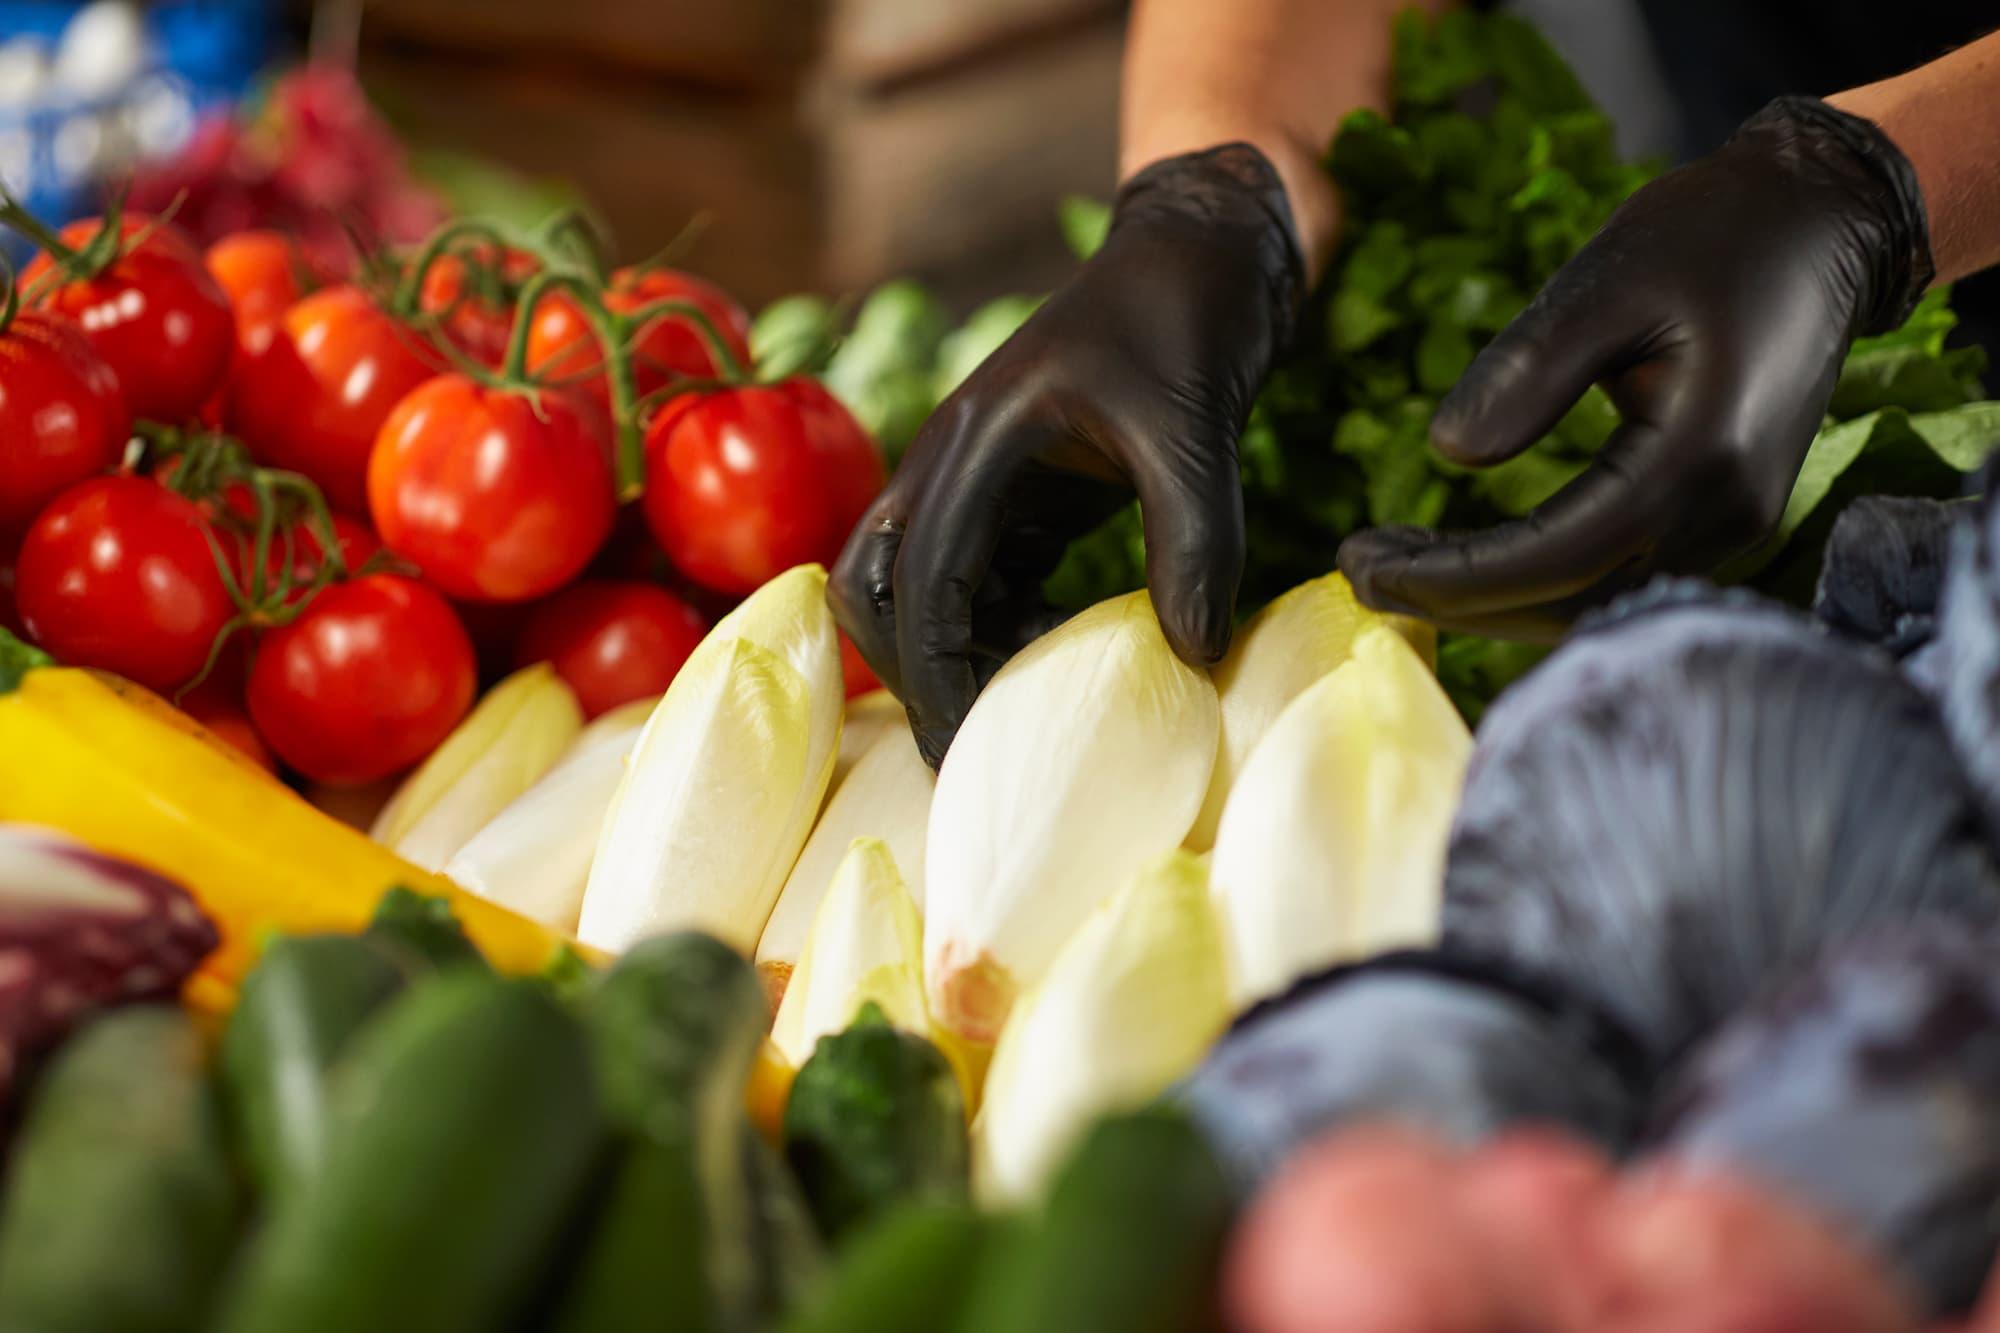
[{"xmin": 0, "ymin": 0, "xmax": 275, "ymax": 262}]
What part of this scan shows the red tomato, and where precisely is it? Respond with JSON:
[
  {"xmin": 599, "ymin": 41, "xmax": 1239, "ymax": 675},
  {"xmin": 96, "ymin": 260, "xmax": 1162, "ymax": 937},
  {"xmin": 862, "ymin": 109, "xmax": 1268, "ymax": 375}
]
[
  {"xmin": 839, "ymin": 631, "xmax": 881, "ymax": 699},
  {"xmin": 369, "ymin": 375, "xmax": 616, "ymax": 603},
  {"xmin": 0, "ymin": 310, "xmax": 131, "ymax": 532},
  {"xmin": 247, "ymin": 574, "xmax": 475, "ymax": 785},
  {"xmin": 515, "ymin": 580, "xmax": 708, "ymax": 718},
  {"xmin": 418, "ymin": 245, "xmax": 538, "ymax": 368},
  {"xmin": 227, "ymin": 284, "xmax": 437, "ymax": 514},
  {"xmin": 179, "ymin": 678, "xmax": 277, "ymax": 774},
  {"xmin": 641, "ymin": 378, "xmax": 885, "ymax": 595},
  {"xmin": 0, "ymin": 561, "xmax": 20, "ymax": 638},
  {"xmin": 524, "ymin": 267, "xmax": 751, "ymax": 413},
  {"xmin": 24, "ymin": 214, "xmax": 234, "ymax": 423},
  {"xmin": 15, "ymin": 475, "xmax": 235, "ymax": 692},
  {"xmin": 205, "ymin": 230, "xmax": 315, "ymax": 336}
]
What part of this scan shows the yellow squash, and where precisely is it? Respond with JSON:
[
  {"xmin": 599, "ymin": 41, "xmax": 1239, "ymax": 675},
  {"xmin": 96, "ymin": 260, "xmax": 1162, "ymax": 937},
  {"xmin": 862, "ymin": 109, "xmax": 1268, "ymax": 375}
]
[{"xmin": 0, "ymin": 639, "xmax": 601, "ymax": 1012}]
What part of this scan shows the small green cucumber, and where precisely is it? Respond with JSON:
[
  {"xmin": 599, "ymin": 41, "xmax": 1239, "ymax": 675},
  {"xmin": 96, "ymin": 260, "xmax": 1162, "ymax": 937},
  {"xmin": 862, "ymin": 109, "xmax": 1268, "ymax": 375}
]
[
  {"xmin": 0, "ymin": 1006, "xmax": 240, "ymax": 1333},
  {"xmin": 213, "ymin": 973, "xmax": 602, "ymax": 1333}
]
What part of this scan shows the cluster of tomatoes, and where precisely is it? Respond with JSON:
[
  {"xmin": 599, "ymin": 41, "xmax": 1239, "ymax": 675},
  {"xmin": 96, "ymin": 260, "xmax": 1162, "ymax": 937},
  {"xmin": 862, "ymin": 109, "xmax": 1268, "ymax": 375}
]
[{"xmin": 0, "ymin": 201, "xmax": 886, "ymax": 789}]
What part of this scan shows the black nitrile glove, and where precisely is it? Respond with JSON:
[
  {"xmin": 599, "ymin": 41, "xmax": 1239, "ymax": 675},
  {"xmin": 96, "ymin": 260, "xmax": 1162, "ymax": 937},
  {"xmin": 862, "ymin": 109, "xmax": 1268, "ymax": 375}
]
[
  {"xmin": 830, "ymin": 143, "xmax": 1305, "ymax": 766},
  {"xmin": 1339, "ymin": 97, "xmax": 1935, "ymax": 639}
]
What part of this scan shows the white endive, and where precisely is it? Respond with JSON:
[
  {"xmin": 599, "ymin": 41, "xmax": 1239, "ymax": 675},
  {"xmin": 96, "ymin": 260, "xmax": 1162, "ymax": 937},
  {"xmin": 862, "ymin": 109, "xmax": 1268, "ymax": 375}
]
[
  {"xmin": 442, "ymin": 697, "xmax": 658, "ymax": 932},
  {"xmin": 769, "ymin": 837, "xmax": 927, "ymax": 1067},
  {"xmin": 1187, "ymin": 572, "xmax": 1433, "ymax": 851},
  {"xmin": 370, "ymin": 663, "xmax": 583, "ymax": 872},
  {"xmin": 830, "ymin": 689, "xmax": 904, "ymax": 803},
  {"xmin": 924, "ymin": 590, "xmax": 1219, "ymax": 1045},
  {"xmin": 973, "ymin": 851, "xmax": 1229, "ymax": 1203},
  {"xmin": 757, "ymin": 723, "xmax": 934, "ymax": 999},
  {"xmin": 1208, "ymin": 625, "xmax": 1471, "ymax": 1007},
  {"xmin": 578, "ymin": 565, "xmax": 843, "ymax": 954}
]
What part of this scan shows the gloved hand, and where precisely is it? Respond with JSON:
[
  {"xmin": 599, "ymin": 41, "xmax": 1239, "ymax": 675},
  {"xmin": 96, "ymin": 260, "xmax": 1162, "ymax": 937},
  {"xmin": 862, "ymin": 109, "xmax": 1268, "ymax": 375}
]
[
  {"xmin": 830, "ymin": 143, "xmax": 1304, "ymax": 766},
  {"xmin": 1338, "ymin": 96, "xmax": 1935, "ymax": 639}
]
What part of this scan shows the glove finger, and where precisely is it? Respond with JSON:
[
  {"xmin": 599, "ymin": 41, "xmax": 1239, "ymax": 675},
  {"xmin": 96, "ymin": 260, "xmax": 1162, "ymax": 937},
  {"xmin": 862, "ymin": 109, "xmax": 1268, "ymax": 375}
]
[
  {"xmin": 1339, "ymin": 423, "xmax": 1677, "ymax": 623},
  {"xmin": 1130, "ymin": 439, "xmax": 1246, "ymax": 665},
  {"xmin": 1432, "ymin": 265, "xmax": 1657, "ymax": 467},
  {"xmin": 894, "ymin": 427, "xmax": 1054, "ymax": 768},
  {"xmin": 829, "ymin": 485, "xmax": 913, "ymax": 699}
]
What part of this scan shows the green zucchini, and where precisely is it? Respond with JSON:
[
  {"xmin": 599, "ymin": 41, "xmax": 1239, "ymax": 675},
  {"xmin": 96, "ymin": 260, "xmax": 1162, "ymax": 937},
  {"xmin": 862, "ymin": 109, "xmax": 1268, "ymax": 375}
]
[
  {"xmin": 549, "ymin": 932, "xmax": 791, "ymax": 1333},
  {"xmin": 219, "ymin": 932, "xmax": 413, "ymax": 1202},
  {"xmin": 782, "ymin": 1004, "xmax": 967, "ymax": 1241},
  {"xmin": 213, "ymin": 973, "xmax": 602, "ymax": 1333},
  {"xmin": 363, "ymin": 884, "xmax": 488, "ymax": 973},
  {"xmin": 0, "ymin": 1006, "xmax": 240, "ymax": 1333},
  {"xmin": 957, "ymin": 1107, "xmax": 1235, "ymax": 1333},
  {"xmin": 780, "ymin": 1202, "xmax": 1004, "ymax": 1333},
  {"xmin": 745, "ymin": 1131, "xmax": 826, "ymax": 1321}
]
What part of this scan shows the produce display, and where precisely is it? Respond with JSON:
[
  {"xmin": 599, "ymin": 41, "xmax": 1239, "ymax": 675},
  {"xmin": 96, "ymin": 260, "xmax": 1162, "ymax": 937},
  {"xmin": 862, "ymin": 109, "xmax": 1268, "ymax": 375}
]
[{"xmin": 5, "ymin": 7, "xmax": 2000, "ymax": 1332}]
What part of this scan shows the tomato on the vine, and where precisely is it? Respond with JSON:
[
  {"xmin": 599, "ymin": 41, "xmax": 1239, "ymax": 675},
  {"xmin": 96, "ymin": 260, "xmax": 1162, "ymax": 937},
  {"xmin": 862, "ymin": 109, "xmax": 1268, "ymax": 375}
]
[
  {"xmin": 24, "ymin": 214, "xmax": 234, "ymax": 424},
  {"xmin": 418, "ymin": 245, "xmax": 538, "ymax": 368},
  {"xmin": 515, "ymin": 580, "xmax": 708, "ymax": 718},
  {"xmin": 641, "ymin": 377, "xmax": 884, "ymax": 595},
  {"xmin": 369, "ymin": 375, "xmax": 616, "ymax": 603},
  {"xmin": 232, "ymin": 510, "xmax": 381, "ymax": 606},
  {"xmin": 0, "ymin": 309, "xmax": 130, "ymax": 533},
  {"xmin": 227, "ymin": 284, "xmax": 437, "ymax": 514},
  {"xmin": 525, "ymin": 266, "xmax": 751, "ymax": 411},
  {"xmin": 15, "ymin": 475, "xmax": 236, "ymax": 693},
  {"xmin": 247, "ymin": 573, "xmax": 475, "ymax": 785},
  {"xmin": 205, "ymin": 230, "xmax": 323, "ymax": 337}
]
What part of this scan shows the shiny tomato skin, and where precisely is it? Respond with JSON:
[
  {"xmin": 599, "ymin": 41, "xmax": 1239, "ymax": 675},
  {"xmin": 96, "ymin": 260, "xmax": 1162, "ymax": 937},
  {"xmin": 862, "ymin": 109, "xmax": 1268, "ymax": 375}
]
[
  {"xmin": 25, "ymin": 214, "xmax": 234, "ymax": 424},
  {"xmin": 227, "ymin": 284, "xmax": 437, "ymax": 514},
  {"xmin": 247, "ymin": 573, "xmax": 475, "ymax": 785},
  {"xmin": 524, "ymin": 267, "xmax": 751, "ymax": 412},
  {"xmin": 15, "ymin": 475, "xmax": 235, "ymax": 692},
  {"xmin": 515, "ymin": 580, "xmax": 708, "ymax": 718},
  {"xmin": 0, "ymin": 310, "xmax": 131, "ymax": 532},
  {"xmin": 641, "ymin": 378, "xmax": 885, "ymax": 595},
  {"xmin": 205, "ymin": 230, "xmax": 314, "ymax": 336},
  {"xmin": 369, "ymin": 375, "xmax": 617, "ymax": 603}
]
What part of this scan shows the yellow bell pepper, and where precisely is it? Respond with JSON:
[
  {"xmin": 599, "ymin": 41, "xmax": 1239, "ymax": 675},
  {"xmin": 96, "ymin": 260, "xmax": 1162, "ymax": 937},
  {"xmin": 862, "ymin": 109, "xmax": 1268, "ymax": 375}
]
[{"xmin": 0, "ymin": 636, "xmax": 603, "ymax": 1012}]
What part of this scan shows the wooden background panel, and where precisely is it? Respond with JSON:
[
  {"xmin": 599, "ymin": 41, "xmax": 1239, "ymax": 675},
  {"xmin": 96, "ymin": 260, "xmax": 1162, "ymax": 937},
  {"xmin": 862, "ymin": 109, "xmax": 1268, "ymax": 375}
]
[
  {"xmin": 359, "ymin": 0, "xmax": 1122, "ymax": 90},
  {"xmin": 361, "ymin": 54, "xmax": 829, "ymax": 300},
  {"xmin": 820, "ymin": 19, "xmax": 1120, "ymax": 290}
]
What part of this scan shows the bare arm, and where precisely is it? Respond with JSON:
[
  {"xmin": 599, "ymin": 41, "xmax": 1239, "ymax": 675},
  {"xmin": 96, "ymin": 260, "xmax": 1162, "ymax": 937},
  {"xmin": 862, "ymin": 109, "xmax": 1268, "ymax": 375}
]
[
  {"xmin": 1829, "ymin": 28, "xmax": 2000, "ymax": 283},
  {"xmin": 1120, "ymin": 0, "xmax": 1452, "ymax": 283}
]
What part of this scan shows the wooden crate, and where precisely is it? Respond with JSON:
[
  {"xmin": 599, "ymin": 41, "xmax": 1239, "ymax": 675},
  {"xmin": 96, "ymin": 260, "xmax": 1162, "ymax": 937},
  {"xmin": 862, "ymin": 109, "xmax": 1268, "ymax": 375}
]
[
  {"xmin": 361, "ymin": 16, "xmax": 1121, "ymax": 306},
  {"xmin": 360, "ymin": 0, "xmax": 1122, "ymax": 90}
]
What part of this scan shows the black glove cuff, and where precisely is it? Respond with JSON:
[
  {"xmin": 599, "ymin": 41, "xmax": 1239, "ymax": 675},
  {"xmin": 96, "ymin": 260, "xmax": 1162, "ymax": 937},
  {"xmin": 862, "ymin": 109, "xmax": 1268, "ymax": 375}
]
[
  {"xmin": 1109, "ymin": 142, "xmax": 1308, "ymax": 349},
  {"xmin": 1737, "ymin": 96, "xmax": 1936, "ymax": 335}
]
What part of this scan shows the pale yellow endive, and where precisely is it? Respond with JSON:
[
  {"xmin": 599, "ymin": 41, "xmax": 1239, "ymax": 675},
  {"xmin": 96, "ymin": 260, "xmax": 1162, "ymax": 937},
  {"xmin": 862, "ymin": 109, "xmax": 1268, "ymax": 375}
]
[
  {"xmin": 443, "ymin": 696, "xmax": 658, "ymax": 932},
  {"xmin": 769, "ymin": 837, "xmax": 928, "ymax": 1067},
  {"xmin": 1208, "ymin": 625, "xmax": 1470, "ymax": 1007},
  {"xmin": 577, "ymin": 565, "xmax": 843, "ymax": 954},
  {"xmin": 924, "ymin": 590, "xmax": 1219, "ymax": 1045},
  {"xmin": 758, "ymin": 722, "xmax": 934, "ymax": 1000},
  {"xmin": 972, "ymin": 851, "xmax": 1229, "ymax": 1203},
  {"xmin": 370, "ymin": 663, "xmax": 583, "ymax": 872},
  {"xmin": 829, "ymin": 689, "xmax": 905, "ymax": 804},
  {"xmin": 1187, "ymin": 572, "xmax": 1433, "ymax": 851}
]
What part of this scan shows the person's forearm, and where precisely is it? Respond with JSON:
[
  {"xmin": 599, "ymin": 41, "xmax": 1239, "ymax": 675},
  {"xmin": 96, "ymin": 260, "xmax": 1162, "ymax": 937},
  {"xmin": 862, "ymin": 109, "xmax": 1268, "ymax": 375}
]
[
  {"xmin": 1828, "ymin": 29, "xmax": 2000, "ymax": 284},
  {"xmin": 1120, "ymin": 0, "xmax": 1451, "ymax": 284}
]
